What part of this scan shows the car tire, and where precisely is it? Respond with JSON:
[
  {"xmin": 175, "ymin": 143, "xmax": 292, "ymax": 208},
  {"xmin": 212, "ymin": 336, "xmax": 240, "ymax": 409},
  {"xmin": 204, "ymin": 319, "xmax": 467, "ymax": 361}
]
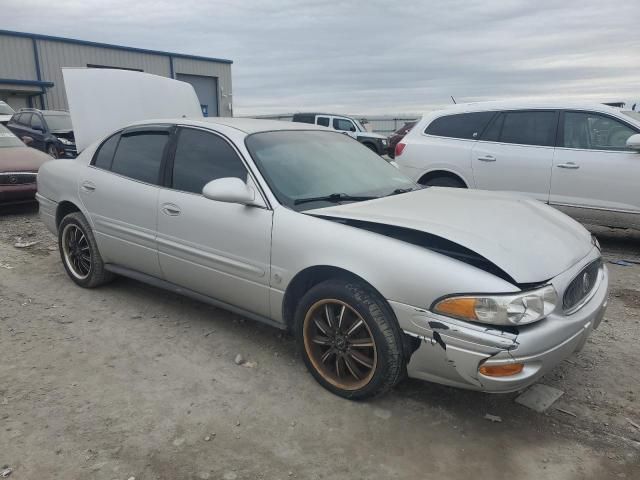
[
  {"xmin": 46, "ymin": 144, "xmax": 59, "ymax": 159},
  {"xmin": 58, "ymin": 212, "xmax": 114, "ymax": 288},
  {"xmin": 294, "ymin": 278, "xmax": 405, "ymax": 399},
  {"xmin": 422, "ymin": 175, "xmax": 466, "ymax": 188}
]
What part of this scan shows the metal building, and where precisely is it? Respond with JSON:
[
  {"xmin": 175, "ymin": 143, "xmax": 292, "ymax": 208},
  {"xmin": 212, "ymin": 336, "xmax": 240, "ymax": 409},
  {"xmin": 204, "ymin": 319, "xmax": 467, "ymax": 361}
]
[{"xmin": 0, "ymin": 29, "xmax": 233, "ymax": 117}]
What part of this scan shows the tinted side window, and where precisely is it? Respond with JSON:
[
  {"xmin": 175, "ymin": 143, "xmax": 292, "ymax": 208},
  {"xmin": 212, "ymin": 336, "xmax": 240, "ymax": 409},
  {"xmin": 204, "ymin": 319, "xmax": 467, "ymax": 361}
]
[
  {"xmin": 172, "ymin": 129, "xmax": 247, "ymax": 194},
  {"xmin": 93, "ymin": 133, "xmax": 120, "ymax": 170},
  {"xmin": 19, "ymin": 113, "xmax": 32, "ymax": 126},
  {"xmin": 31, "ymin": 114, "xmax": 43, "ymax": 130},
  {"xmin": 316, "ymin": 116, "xmax": 330, "ymax": 127},
  {"xmin": 481, "ymin": 113, "xmax": 504, "ymax": 142},
  {"xmin": 10, "ymin": 114, "xmax": 22, "ymax": 124},
  {"xmin": 333, "ymin": 118, "xmax": 356, "ymax": 132},
  {"xmin": 499, "ymin": 111, "xmax": 557, "ymax": 146},
  {"xmin": 563, "ymin": 111, "xmax": 637, "ymax": 151},
  {"xmin": 425, "ymin": 112, "xmax": 495, "ymax": 139},
  {"xmin": 111, "ymin": 132, "xmax": 169, "ymax": 184}
]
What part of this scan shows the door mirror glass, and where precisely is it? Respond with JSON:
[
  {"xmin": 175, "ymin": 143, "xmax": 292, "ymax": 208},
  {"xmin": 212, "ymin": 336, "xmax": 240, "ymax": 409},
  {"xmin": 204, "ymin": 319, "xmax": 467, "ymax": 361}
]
[
  {"xmin": 202, "ymin": 177, "xmax": 256, "ymax": 205},
  {"xmin": 22, "ymin": 136, "xmax": 33, "ymax": 145},
  {"xmin": 626, "ymin": 133, "xmax": 640, "ymax": 151}
]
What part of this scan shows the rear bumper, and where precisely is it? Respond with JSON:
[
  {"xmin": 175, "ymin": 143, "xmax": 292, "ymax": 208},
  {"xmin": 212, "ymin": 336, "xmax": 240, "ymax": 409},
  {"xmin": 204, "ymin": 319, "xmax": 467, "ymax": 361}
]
[
  {"xmin": 0, "ymin": 183, "xmax": 37, "ymax": 203},
  {"xmin": 391, "ymin": 253, "xmax": 609, "ymax": 392},
  {"xmin": 35, "ymin": 192, "xmax": 58, "ymax": 235}
]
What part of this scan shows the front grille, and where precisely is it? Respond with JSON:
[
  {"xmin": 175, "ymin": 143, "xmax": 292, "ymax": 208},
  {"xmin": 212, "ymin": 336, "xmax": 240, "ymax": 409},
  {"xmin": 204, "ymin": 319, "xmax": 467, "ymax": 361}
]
[
  {"xmin": 0, "ymin": 172, "xmax": 36, "ymax": 186},
  {"xmin": 563, "ymin": 258, "xmax": 602, "ymax": 312}
]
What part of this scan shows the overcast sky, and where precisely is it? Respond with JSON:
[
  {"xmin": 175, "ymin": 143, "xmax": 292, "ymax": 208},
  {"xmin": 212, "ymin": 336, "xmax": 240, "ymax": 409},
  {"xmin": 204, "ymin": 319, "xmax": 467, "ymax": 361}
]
[{"xmin": 2, "ymin": 0, "xmax": 639, "ymax": 115}]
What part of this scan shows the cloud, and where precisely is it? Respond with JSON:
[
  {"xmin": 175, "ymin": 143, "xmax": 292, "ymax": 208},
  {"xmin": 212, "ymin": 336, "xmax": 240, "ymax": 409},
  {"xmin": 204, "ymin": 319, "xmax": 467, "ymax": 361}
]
[{"xmin": 2, "ymin": 0, "xmax": 639, "ymax": 114}]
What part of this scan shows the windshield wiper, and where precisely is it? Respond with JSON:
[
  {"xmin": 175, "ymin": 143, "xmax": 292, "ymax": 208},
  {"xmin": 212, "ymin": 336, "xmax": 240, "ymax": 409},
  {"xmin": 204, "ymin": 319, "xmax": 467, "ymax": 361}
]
[
  {"xmin": 387, "ymin": 187, "xmax": 414, "ymax": 196},
  {"xmin": 294, "ymin": 193, "xmax": 379, "ymax": 206}
]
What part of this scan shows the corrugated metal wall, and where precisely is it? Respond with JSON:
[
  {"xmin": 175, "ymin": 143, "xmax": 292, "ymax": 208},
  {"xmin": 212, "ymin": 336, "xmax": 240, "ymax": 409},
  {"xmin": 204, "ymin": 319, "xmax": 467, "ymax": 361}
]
[
  {"xmin": 0, "ymin": 32, "xmax": 233, "ymax": 116},
  {"xmin": 36, "ymin": 39, "xmax": 171, "ymax": 110},
  {"xmin": 0, "ymin": 34, "xmax": 37, "ymax": 80},
  {"xmin": 173, "ymin": 57, "xmax": 232, "ymax": 116}
]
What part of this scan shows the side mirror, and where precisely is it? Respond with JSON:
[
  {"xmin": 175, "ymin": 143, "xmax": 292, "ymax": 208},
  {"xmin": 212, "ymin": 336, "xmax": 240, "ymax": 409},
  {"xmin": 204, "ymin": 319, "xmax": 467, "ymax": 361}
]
[
  {"xmin": 626, "ymin": 134, "xmax": 640, "ymax": 151},
  {"xmin": 202, "ymin": 177, "xmax": 256, "ymax": 205},
  {"xmin": 22, "ymin": 136, "xmax": 33, "ymax": 146}
]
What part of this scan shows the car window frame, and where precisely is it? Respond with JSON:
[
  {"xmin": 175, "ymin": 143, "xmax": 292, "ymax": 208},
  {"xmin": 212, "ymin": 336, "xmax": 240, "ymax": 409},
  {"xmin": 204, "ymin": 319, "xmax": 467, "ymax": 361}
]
[
  {"xmin": 332, "ymin": 117, "xmax": 357, "ymax": 132},
  {"xmin": 89, "ymin": 124, "xmax": 174, "ymax": 187},
  {"xmin": 164, "ymin": 125, "xmax": 272, "ymax": 209},
  {"xmin": 423, "ymin": 111, "xmax": 498, "ymax": 141},
  {"xmin": 477, "ymin": 109, "xmax": 560, "ymax": 148},
  {"xmin": 557, "ymin": 109, "xmax": 640, "ymax": 152}
]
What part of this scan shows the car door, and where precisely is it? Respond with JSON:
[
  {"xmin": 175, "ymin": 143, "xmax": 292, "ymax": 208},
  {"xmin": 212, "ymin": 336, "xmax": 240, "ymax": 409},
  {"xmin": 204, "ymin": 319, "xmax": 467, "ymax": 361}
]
[
  {"xmin": 29, "ymin": 113, "xmax": 47, "ymax": 151},
  {"xmin": 472, "ymin": 110, "xmax": 558, "ymax": 202},
  {"xmin": 550, "ymin": 110, "xmax": 640, "ymax": 227},
  {"xmin": 79, "ymin": 125, "xmax": 171, "ymax": 278},
  {"xmin": 332, "ymin": 117, "xmax": 358, "ymax": 139},
  {"xmin": 156, "ymin": 126, "xmax": 273, "ymax": 318}
]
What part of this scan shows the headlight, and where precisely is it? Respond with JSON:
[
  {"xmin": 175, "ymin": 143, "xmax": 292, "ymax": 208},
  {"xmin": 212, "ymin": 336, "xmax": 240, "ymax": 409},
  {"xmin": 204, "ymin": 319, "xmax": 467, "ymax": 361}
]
[
  {"xmin": 56, "ymin": 137, "xmax": 73, "ymax": 145},
  {"xmin": 382, "ymin": 140, "xmax": 388, "ymax": 145},
  {"xmin": 432, "ymin": 285, "xmax": 558, "ymax": 326}
]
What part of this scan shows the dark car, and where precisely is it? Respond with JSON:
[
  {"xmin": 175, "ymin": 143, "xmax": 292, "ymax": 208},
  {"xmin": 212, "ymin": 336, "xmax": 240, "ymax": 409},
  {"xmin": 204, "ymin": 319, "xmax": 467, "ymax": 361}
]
[
  {"xmin": 387, "ymin": 121, "xmax": 417, "ymax": 158},
  {"xmin": 6, "ymin": 109, "xmax": 77, "ymax": 158},
  {"xmin": 0, "ymin": 123, "xmax": 50, "ymax": 204}
]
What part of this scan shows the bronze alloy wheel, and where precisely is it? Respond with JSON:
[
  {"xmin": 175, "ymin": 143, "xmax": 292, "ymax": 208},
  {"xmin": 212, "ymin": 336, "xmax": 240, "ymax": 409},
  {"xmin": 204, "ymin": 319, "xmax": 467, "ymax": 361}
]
[
  {"xmin": 303, "ymin": 299, "xmax": 378, "ymax": 390},
  {"xmin": 61, "ymin": 223, "xmax": 92, "ymax": 280}
]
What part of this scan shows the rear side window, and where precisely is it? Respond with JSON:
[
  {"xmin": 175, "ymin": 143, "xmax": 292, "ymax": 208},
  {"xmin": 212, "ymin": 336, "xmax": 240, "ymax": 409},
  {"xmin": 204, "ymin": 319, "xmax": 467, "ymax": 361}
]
[
  {"xmin": 93, "ymin": 133, "xmax": 120, "ymax": 170},
  {"xmin": 498, "ymin": 111, "xmax": 557, "ymax": 147},
  {"xmin": 30, "ymin": 114, "xmax": 43, "ymax": 130},
  {"xmin": 563, "ymin": 111, "xmax": 637, "ymax": 151},
  {"xmin": 10, "ymin": 114, "xmax": 22, "ymax": 124},
  {"xmin": 171, "ymin": 128, "xmax": 247, "ymax": 194},
  {"xmin": 425, "ymin": 112, "xmax": 495, "ymax": 140},
  {"xmin": 19, "ymin": 113, "xmax": 32, "ymax": 126},
  {"xmin": 110, "ymin": 132, "xmax": 169, "ymax": 184},
  {"xmin": 316, "ymin": 116, "xmax": 330, "ymax": 127}
]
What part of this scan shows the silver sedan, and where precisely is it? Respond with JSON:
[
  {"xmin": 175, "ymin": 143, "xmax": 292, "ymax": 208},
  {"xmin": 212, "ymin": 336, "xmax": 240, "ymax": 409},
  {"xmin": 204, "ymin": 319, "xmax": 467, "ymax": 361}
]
[{"xmin": 37, "ymin": 116, "xmax": 608, "ymax": 399}]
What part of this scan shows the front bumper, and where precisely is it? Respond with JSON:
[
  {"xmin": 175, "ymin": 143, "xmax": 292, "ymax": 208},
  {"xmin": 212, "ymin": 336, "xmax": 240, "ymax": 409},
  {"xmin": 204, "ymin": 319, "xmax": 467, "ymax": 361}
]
[
  {"xmin": 0, "ymin": 183, "xmax": 37, "ymax": 204},
  {"xmin": 391, "ymin": 251, "xmax": 609, "ymax": 392}
]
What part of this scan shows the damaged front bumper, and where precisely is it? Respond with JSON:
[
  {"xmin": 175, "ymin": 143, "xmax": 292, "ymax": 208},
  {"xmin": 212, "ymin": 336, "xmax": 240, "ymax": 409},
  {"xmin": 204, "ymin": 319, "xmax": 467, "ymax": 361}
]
[{"xmin": 391, "ymin": 251, "xmax": 609, "ymax": 392}]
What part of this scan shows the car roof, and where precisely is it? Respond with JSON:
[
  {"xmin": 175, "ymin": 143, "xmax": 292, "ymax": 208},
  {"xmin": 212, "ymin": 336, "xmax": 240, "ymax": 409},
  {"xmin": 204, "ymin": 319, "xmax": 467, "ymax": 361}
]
[
  {"xmin": 427, "ymin": 100, "xmax": 626, "ymax": 116},
  {"xmin": 17, "ymin": 109, "xmax": 69, "ymax": 115},
  {"xmin": 294, "ymin": 112, "xmax": 353, "ymax": 118},
  {"xmin": 126, "ymin": 117, "xmax": 330, "ymax": 134}
]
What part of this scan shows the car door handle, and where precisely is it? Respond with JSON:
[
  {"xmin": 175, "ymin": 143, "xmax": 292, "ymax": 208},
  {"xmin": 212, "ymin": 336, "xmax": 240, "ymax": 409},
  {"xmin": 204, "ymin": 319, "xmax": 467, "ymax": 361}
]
[
  {"xmin": 81, "ymin": 181, "xmax": 96, "ymax": 192},
  {"xmin": 477, "ymin": 155, "xmax": 496, "ymax": 162},
  {"xmin": 161, "ymin": 203, "xmax": 181, "ymax": 216},
  {"xmin": 557, "ymin": 162, "xmax": 580, "ymax": 169}
]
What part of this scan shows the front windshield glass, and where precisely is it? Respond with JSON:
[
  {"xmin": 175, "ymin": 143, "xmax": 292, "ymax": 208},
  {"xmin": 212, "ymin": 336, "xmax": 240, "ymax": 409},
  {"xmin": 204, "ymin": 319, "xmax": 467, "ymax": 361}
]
[
  {"xmin": 44, "ymin": 113, "xmax": 72, "ymax": 131},
  {"xmin": 245, "ymin": 130, "xmax": 417, "ymax": 211},
  {"xmin": 0, "ymin": 103, "xmax": 15, "ymax": 115},
  {"xmin": 0, "ymin": 124, "xmax": 24, "ymax": 148},
  {"xmin": 353, "ymin": 119, "xmax": 366, "ymax": 132}
]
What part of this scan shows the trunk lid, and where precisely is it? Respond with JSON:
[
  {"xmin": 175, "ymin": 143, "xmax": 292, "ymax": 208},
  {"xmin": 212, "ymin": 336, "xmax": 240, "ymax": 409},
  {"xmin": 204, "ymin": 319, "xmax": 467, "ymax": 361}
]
[
  {"xmin": 311, "ymin": 187, "xmax": 593, "ymax": 284},
  {"xmin": 62, "ymin": 68, "xmax": 203, "ymax": 152}
]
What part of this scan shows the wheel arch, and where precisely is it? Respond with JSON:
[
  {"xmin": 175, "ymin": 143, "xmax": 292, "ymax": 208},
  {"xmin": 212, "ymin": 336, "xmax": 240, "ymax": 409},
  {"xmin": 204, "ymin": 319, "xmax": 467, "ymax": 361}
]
[
  {"xmin": 282, "ymin": 265, "xmax": 388, "ymax": 332},
  {"xmin": 55, "ymin": 200, "xmax": 82, "ymax": 228},
  {"xmin": 418, "ymin": 169, "xmax": 469, "ymax": 187}
]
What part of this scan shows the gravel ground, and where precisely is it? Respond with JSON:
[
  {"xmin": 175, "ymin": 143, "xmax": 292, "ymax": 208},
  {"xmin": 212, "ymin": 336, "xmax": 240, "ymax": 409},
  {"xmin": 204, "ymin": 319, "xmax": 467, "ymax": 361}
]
[{"xmin": 0, "ymin": 204, "xmax": 639, "ymax": 480}]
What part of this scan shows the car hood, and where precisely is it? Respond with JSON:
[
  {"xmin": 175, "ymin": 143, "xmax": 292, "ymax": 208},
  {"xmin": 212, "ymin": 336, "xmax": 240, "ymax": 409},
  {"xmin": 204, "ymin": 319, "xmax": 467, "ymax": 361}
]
[
  {"xmin": 63, "ymin": 68, "xmax": 203, "ymax": 152},
  {"xmin": 0, "ymin": 146, "xmax": 50, "ymax": 172},
  {"xmin": 310, "ymin": 187, "xmax": 593, "ymax": 284}
]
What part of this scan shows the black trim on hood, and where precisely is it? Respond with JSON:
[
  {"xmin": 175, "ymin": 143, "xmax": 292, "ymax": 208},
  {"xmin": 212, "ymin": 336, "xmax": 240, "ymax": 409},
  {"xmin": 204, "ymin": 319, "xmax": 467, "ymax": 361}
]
[{"xmin": 312, "ymin": 215, "xmax": 518, "ymax": 285}]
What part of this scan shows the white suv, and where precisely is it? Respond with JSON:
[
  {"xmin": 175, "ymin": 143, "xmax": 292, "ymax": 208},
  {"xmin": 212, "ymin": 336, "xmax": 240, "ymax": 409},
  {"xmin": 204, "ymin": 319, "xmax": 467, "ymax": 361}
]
[{"xmin": 395, "ymin": 101, "xmax": 640, "ymax": 229}]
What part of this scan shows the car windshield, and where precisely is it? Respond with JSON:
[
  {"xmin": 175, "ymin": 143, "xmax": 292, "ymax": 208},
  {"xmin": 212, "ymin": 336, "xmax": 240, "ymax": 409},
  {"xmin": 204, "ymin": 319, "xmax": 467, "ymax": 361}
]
[
  {"xmin": 0, "ymin": 103, "xmax": 15, "ymax": 115},
  {"xmin": 245, "ymin": 130, "xmax": 417, "ymax": 211},
  {"xmin": 0, "ymin": 124, "xmax": 24, "ymax": 148},
  {"xmin": 353, "ymin": 119, "xmax": 366, "ymax": 132},
  {"xmin": 44, "ymin": 113, "xmax": 72, "ymax": 131}
]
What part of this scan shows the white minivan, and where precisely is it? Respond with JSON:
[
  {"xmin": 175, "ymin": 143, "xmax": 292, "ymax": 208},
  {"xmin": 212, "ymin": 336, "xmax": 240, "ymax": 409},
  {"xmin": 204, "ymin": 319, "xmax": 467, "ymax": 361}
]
[{"xmin": 395, "ymin": 101, "xmax": 640, "ymax": 229}]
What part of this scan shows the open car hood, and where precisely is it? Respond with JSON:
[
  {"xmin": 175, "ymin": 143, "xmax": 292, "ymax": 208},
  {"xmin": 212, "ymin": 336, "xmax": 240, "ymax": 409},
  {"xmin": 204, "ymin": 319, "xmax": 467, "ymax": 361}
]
[
  {"xmin": 311, "ymin": 187, "xmax": 593, "ymax": 284},
  {"xmin": 63, "ymin": 68, "xmax": 203, "ymax": 152}
]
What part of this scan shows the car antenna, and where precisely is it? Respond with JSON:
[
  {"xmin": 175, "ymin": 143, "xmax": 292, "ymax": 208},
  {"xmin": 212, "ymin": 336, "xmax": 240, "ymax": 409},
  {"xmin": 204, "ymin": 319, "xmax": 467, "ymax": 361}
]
[{"xmin": 450, "ymin": 96, "xmax": 457, "ymax": 104}]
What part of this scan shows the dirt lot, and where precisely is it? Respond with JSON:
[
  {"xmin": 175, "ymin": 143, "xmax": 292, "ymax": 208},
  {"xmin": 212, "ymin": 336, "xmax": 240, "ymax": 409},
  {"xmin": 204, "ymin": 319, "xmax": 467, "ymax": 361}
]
[{"xmin": 1, "ymin": 204, "xmax": 639, "ymax": 480}]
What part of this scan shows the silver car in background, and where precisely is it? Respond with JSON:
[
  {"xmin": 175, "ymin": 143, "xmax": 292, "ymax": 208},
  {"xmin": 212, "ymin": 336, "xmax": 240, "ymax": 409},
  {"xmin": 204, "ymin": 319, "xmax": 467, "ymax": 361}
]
[
  {"xmin": 36, "ymin": 70, "xmax": 609, "ymax": 399},
  {"xmin": 394, "ymin": 101, "xmax": 640, "ymax": 230}
]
